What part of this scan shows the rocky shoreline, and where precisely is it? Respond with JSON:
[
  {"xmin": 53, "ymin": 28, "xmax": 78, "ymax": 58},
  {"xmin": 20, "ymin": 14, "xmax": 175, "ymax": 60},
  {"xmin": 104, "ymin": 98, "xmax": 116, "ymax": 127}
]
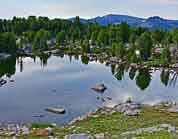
[{"xmin": 1, "ymin": 100, "xmax": 178, "ymax": 138}]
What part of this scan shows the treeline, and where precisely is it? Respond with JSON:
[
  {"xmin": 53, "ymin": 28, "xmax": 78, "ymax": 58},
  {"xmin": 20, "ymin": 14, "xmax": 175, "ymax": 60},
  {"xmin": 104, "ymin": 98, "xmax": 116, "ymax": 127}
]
[{"xmin": 0, "ymin": 16, "xmax": 178, "ymax": 63}]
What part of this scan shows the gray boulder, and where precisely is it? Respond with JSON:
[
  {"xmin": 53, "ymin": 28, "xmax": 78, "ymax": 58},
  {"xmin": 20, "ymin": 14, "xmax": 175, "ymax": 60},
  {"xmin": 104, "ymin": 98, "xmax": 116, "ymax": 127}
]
[
  {"xmin": 92, "ymin": 84, "xmax": 107, "ymax": 93},
  {"xmin": 64, "ymin": 134, "xmax": 94, "ymax": 139}
]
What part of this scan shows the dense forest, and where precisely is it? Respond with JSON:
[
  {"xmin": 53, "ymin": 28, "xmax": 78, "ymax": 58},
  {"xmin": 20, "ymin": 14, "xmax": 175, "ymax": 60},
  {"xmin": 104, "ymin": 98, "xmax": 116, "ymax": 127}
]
[{"xmin": 0, "ymin": 16, "xmax": 178, "ymax": 64}]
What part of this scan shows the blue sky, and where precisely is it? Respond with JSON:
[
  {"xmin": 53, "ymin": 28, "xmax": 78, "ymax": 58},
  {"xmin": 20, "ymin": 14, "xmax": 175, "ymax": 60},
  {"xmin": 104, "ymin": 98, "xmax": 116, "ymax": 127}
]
[{"xmin": 0, "ymin": 0, "xmax": 178, "ymax": 19}]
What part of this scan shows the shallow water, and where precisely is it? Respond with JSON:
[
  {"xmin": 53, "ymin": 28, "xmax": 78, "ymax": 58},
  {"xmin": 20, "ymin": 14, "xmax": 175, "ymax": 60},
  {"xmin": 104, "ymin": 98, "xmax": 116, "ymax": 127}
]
[{"xmin": 0, "ymin": 54, "xmax": 178, "ymax": 125}]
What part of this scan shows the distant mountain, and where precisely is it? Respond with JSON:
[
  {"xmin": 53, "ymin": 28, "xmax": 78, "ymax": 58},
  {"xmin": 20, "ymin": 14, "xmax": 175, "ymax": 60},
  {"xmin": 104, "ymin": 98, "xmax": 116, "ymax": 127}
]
[
  {"xmin": 88, "ymin": 14, "xmax": 144, "ymax": 26},
  {"xmin": 69, "ymin": 14, "xmax": 178, "ymax": 30},
  {"xmin": 139, "ymin": 16, "xmax": 178, "ymax": 30}
]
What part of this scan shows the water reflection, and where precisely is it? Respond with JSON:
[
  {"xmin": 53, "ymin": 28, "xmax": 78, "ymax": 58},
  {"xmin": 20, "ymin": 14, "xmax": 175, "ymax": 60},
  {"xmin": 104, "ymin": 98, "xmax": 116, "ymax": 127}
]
[{"xmin": 0, "ymin": 54, "xmax": 177, "ymax": 91}]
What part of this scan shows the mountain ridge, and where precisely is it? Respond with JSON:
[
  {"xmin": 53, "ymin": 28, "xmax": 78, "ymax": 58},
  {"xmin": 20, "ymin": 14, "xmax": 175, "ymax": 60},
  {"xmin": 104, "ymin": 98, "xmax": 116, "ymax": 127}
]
[{"xmin": 69, "ymin": 14, "xmax": 178, "ymax": 30}]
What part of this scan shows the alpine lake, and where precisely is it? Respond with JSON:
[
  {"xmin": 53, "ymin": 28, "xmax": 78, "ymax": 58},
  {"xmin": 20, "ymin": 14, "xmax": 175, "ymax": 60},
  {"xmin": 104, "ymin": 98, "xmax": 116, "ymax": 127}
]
[{"xmin": 0, "ymin": 52, "xmax": 178, "ymax": 126}]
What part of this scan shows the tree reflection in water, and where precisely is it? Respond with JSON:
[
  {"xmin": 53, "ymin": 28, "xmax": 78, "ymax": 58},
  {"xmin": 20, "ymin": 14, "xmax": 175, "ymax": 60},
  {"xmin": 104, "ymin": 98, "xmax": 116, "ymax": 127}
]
[
  {"xmin": 129, "ymin": 67, "xmax": 137, "ymax": 80},
  {"xmin": 1, "ymin": 54, "xmax": 178, "ymax": 90},
  {"xmin": 0, "ymin": 57, "xmax": 16, "ymax": 79},
  {"xmin": 114, "ymin": 65, "xmax": 125, "ymax": 81},
  {"xmin": 135, "ymin": 68, "xmax": 152, "ymax": 90},
  {"xmin": 160, "ymin": 69, "xmax": 170, "ymax": 87},
  {"xmin": 169, "ymin": 69, "xmax": 178, "ymax": 87}
]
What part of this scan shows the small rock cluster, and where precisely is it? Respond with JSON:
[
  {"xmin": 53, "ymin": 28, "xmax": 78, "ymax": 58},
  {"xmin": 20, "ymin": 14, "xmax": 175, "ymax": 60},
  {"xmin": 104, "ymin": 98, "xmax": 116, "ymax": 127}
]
[
  {"xmin": 113, "ymin": 101, "xmax": 142, "ymax": 116},
  {"xmin": 0, "ymin": 124, "xmax": 54, "ymax": 137},
  {"xmin": 156, "ymin": 101, "xmax": 178, "ymax": 113},
  {"xmin": 167, "ymin": 102, "xmax": 178, "ymax": 113},
  {"xmin": 121, "ymin": 124, "xmax": 178, "ymax": 136},
  {"xmin": 64, "ymin": 133, "xmax": 105, "ymax": 139},
  {"xmin": 0, "ymin": 124, "xmax": 30, "ymax": 137}
]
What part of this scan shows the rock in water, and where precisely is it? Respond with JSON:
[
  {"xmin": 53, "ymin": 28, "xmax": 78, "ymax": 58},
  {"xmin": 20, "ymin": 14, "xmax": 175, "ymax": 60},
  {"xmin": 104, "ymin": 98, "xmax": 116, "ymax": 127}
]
[
  {"xmin": 64, "ymin": 134, "xmax": 94, "ymax": 139},
  {"xmin": 45, "ymin": 107, "xmax": 65, "ymax": 114},
  {"xmin": 92, "ymin": 84, "xmax": 107, "ymax": 93}
]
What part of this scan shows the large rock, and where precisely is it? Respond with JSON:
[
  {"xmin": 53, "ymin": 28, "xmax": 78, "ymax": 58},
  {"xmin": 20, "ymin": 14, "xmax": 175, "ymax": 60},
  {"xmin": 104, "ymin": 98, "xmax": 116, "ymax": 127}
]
[
  {"xmin": 167, "ymin": 106, "xmax": 178, "ymax": 113},
  {"xmin": 124, "ymin": 109, "xmax": 140, "ymax": 116},
  {"xmin": 45, "ymin": 107, "xmax": 65, "ymax": 114},
  {"xmin": 64, "ymin": 134, "xmax": 94, "ymax": 139},
  {"xmin": 92, "ymin": 84, "xmax": 107, "ymax": 93},
  {"xmin": 114, "ymin": 102, "xmax": 141, "ymax": 116}
]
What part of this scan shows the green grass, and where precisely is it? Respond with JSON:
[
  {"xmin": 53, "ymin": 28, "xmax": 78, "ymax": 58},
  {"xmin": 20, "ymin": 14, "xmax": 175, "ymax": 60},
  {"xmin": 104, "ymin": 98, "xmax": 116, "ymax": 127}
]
[
  {"xmin": 59, "ymin": 106, "xmax": 178, "ymax": 138},
  {"xmin": 30, "ymin": 123, "xmax": 54, "ymax": 129}
]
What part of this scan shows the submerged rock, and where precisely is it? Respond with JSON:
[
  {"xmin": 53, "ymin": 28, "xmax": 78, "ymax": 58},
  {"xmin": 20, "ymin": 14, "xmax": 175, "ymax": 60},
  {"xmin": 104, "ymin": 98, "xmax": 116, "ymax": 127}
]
[
  {"xmin": 64, "ymin": 134, "xmax": 94, "ymax": 139},
  {"xmin": 92, "ymin": 84, "xmax": 107, "ymax": 93},
  {"xmin": 9, "ymin": 79, "xmax": 15, "ymax": 83}
]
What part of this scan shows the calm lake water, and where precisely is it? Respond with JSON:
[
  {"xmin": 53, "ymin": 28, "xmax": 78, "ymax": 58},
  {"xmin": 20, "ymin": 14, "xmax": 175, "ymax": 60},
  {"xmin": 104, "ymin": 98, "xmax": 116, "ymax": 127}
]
[{"xmin": 0, "ymin": 53, "xmax": 178, "ymax": 125}]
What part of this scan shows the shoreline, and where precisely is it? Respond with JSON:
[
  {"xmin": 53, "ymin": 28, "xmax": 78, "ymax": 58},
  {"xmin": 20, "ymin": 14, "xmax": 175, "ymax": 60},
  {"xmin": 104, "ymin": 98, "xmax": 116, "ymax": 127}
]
[{"xmin": 1, "ymin": 101, "xmax": 178, "ymax": 138}]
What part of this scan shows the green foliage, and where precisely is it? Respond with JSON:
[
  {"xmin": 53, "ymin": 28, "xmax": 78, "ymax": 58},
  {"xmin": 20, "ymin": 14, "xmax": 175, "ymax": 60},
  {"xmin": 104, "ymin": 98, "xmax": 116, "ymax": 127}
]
[
  {"xmin": 136, "ymin": 32, "xmax": 153, "ymax": 61},
  {"xmin": 81, "ymin": 40, "xmax": 90, "ymax": 53},
  {"xmin": 0, "ymin": 32, "xmax": 17, "ymax": 53},
  {"xmin": 161, "ymin": 47, "xmax": 171, "ymax": 64},
  {"xmin": 33, "ymin": 29, "xmax": 51, "ymax": 50},
  {"xmin": 172, "ymin": 28, "xmax": 178, "ymax": 46},
  {"xmin": 97, "ymin": 30, "xmax": 109, "ymax": 46},
  {"xmin": 119, "ymin": 22, "xmax": 130, "ymax": 43},
  {"xmin": 56, "ymin": 31, "xmax": 65, "ymax": 45},
  {"xmin": 111, "ymin": 42, "xmax": 125, "ymax": 58},
  {"xmin": 151, "ymin": 29, "xmax": 165, "ymax": 45}
]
